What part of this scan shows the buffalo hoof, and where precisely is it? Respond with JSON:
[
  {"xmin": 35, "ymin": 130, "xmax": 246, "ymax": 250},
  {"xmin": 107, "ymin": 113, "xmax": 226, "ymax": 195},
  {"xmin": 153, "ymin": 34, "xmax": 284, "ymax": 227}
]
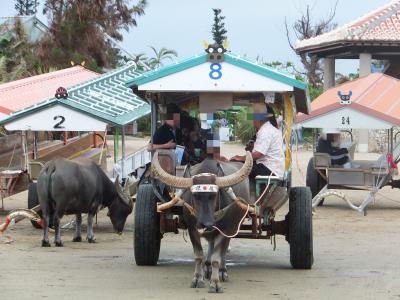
[
  {"xmin": 55, "ymin": 240, "xmax": 63, "ymax": 247},
  {"xmin": 219, "ymin": 268, "xmax": 229, "ymax": 282},
  {"xmin": 190, "ymin": 278, "xmax": 205, "ymax": 288},
  {"xmin": 42, "ymin": 240, "xmax": 51, "ymax": 247},
  {"xmin": 204, "ymin": 262, "xmax": 212, "ymax": 280},
  {"xmin": 72, "ymin": 236, "xmax": 82, "ymax": 242},
  {"xmin": 208, "ymin": 281, "xmax": 223, "ymax": 293},
  {"xmin": 87, "ymin": 237, "xmax": 96, "ymax": 243}
]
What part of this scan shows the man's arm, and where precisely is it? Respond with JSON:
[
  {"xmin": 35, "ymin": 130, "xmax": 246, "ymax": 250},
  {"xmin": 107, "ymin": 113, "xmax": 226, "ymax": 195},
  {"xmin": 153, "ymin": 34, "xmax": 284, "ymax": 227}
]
[
  {"xmin": 231, "ymin": 151, "xmax": 264, "ymax": 162},
  {"xmin": 148, "ymin": 140, "xmax": 176, "ymax": 150}
]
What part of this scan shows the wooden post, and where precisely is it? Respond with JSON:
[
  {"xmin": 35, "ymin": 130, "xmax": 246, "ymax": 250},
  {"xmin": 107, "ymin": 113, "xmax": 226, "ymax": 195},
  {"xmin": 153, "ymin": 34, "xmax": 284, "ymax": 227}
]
[
  {"xmin": 93, "ymin": 131, "xmax": 98, "ymax": 148},
  {"xmin": 21, "ymin": 131, "xmax": 28, "ymax": 171},
  {"xmin": 63, "ymin": 131, "xmax": 68, "ymax": 145},
  {"xmin": 150, "ymin": 100, "xmax": 157, "ymax": 143},
  {"xmin": 33, "ymin": 131, "xmax": 38, "ymax": 160}
]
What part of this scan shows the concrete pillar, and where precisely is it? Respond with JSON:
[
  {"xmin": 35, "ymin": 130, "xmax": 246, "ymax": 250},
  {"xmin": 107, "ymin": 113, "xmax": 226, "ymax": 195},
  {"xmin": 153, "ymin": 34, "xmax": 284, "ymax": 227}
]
[
  {"xmin": 358, "ymin": 53, "xmax": 372, "ymax": 153},
  {"xmin": 323, "ymin": 57, "xmax": 336, "ymax": 91},
  {"xmin": 359, "ymin": 53, "xmax": 372, "ymax": 77}
]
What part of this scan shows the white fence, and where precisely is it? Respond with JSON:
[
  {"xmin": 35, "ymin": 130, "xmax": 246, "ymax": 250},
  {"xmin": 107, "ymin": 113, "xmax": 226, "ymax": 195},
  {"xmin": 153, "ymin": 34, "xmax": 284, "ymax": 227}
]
[{"xmin": 114, "ymin": 146, "xmax": 151, "ymax": 178}]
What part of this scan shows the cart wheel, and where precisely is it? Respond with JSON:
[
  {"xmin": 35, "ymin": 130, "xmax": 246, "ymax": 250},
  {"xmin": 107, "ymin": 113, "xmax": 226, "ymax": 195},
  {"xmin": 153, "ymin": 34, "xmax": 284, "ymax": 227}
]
[
  {"xmin": 134, "ymin": 183, "xmax": 161, "ymax": 266},
  {"xmin": 28, "ymin": 182, "xmax": 41, "ymax": 229},
  {"xmin": 306, "ymin": 158, "xmax": 326, "ymax": 206},
  {"xmin": 288, "ymin": 186, "xmax": 313, "ymax": 269}
]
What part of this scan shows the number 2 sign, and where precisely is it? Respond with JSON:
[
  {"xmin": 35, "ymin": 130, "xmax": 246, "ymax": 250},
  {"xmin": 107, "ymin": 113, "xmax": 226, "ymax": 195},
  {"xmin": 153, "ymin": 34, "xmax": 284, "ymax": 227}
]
[{"xmin": 53, "ymin": 115, "xmax": 66, "ymax": 129}]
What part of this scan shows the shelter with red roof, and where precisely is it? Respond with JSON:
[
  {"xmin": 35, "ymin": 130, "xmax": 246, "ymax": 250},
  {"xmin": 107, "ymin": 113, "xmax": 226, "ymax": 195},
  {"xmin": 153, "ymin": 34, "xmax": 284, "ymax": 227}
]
[
  {"xmin": 297, "ymin": 73, "xmax": 400, "ymax": 129},
  {"xmin": 0, "ymin": 66, "xmax": 99, "ymax": 120}
]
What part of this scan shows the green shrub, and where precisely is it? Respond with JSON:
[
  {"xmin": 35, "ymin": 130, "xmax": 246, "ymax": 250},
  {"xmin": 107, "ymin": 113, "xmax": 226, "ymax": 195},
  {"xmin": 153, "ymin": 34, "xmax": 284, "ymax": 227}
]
[{"xmin": 236, "ymin": 107, "xmax": 256, "ymax": 144}]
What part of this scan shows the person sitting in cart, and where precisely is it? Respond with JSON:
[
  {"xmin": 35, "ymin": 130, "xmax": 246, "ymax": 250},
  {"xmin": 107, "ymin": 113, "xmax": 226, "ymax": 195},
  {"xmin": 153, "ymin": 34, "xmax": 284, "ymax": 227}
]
[
  {"xmin": 182, "ymin": 117, "xmax": 207, "ymax": 165},
  {"xmin": 230, "ymin": 106, "xmax": 285, "ymax": 179},
  {"xmin": 148, "ymin": 104, "xmax": 182, "ymax": 151},
  {"xmin": 316, "ymin": 129, "xmax": 349, "ymax": 166}
]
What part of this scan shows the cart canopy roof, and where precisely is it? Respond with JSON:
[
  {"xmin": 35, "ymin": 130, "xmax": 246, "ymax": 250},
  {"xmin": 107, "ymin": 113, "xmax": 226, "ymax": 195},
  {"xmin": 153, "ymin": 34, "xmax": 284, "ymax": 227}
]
[
  {"xmin": 125, "ymin": 52, "xmax": 310, "ymax": 114},
  {"xmin": 297, "ymin": 73, "xmax": 400, "ymax": 129},
  {"xmin": 0, "ymin": 63, "xmax": 150, "ymax": 131}
]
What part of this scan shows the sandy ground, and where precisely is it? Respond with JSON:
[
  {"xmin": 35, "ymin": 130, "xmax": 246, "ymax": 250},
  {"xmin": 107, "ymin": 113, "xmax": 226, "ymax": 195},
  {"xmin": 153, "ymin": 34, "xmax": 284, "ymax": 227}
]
[{"xmin": 1, "ymin": 140, "xmax": 400, "ymax": 300}]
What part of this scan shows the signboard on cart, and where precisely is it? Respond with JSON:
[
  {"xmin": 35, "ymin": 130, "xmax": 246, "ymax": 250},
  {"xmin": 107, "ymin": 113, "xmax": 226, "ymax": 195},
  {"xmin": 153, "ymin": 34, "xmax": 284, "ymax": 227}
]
[
  {"xmin": 300, "ymin": 106, "xmax": 394, "ymax": 129},
  {"xmin": 5, "ymin": 105, "xmax": 107, "ymax": 131}
]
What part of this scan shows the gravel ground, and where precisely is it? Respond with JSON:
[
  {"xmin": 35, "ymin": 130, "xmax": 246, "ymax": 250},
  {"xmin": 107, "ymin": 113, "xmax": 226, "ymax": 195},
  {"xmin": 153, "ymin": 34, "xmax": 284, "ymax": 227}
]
[{"xmin": 1, "ymin": 140, "xmax": 400, "ymax": 300}]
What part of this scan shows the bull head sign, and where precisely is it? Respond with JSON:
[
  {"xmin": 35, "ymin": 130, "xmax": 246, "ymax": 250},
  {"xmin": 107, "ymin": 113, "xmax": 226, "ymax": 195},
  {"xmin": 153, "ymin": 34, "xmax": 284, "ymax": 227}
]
[{"xmin": 338, "ymin": 90, "xmax": 352, "ymax": 105}]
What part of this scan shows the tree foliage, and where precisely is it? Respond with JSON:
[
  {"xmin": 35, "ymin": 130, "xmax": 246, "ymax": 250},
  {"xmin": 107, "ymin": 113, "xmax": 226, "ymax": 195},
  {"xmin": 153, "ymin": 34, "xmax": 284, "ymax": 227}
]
[
  {"xmin": 211, "ymin": 8, "xmax": 227, "ymax": 45},
  {"xmin": 15, "ymin": 0, "xmax": 38, "ymax": 16},
  {"xmin": 148, "ymin": 46, "xmax": 178, "ymax": 69},
  {"xmin": 0, "ymin": 20, "xmax": 35, "ymax": 82},
  {"xmin": 259, "ymin": 58, "xmax": 324, "ymax": 101},
  {"xmin": 126, "ymin": 46, "xmax": 178, "ymax": 71},
  {"xmin": 285, "ymin": 1, "xmax": 338, "ymax": 88},
  {"xmin": 236, "ymin": 106, "xmax": 256, "ymax": 144},
  {"xmin": 38, "ymin": 0, "xmax": 147, "ymax": 71}
]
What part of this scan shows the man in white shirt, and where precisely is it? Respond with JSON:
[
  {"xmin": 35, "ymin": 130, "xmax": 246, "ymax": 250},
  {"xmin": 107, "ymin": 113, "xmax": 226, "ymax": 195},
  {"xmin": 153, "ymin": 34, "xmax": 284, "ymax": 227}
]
[{"xmin": 230, "ymin": 106, "xmax": 285, "ymax": 179}]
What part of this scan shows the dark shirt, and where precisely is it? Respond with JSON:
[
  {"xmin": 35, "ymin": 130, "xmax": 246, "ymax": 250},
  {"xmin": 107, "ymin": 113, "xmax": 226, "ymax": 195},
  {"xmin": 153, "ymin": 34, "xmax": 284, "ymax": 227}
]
[
  {"xmin": 316, "ymin": 138, "xmax": 333, "ymax": 154},
  {"xmin": 316, "ymin": 138, "xmax": 349, "ymax": 165},
  {"xmin": 182, "ymin": 138, "xmax": 206, "ymax": 165},
  {"xmin": 153, "ymin": 123, "xmax": 182, "ymax": 145}
]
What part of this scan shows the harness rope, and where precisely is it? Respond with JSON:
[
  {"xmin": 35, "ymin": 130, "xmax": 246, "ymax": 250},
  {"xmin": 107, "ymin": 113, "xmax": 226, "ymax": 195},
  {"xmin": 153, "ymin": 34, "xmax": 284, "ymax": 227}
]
[{"xmin": 211, "ymin": 177, "xmax": 272, "ymax": 239}]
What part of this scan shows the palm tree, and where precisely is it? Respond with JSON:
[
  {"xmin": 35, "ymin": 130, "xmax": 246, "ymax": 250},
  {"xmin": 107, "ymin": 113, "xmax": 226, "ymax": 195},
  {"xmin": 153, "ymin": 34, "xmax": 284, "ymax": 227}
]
[
  {"xmin": 148, "ymin": 46, "xmax": 178, "ymax": 69},
  {"xmin": 132, "ymin": 52, "xmax": 152, "ymax": 71}
]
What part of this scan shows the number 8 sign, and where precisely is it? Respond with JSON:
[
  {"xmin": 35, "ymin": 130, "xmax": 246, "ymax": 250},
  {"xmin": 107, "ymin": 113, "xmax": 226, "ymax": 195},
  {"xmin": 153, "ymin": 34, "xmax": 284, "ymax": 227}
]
[{"xmin": 209, "ymin": 63, "xmax": 222, "ymax": 80}]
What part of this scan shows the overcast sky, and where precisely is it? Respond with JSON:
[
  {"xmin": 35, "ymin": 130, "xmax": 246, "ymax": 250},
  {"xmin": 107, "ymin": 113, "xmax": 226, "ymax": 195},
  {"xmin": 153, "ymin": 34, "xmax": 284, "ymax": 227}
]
[{"xmin": 2, "ymin": 0, "xmax": 390, "ymax": 73}]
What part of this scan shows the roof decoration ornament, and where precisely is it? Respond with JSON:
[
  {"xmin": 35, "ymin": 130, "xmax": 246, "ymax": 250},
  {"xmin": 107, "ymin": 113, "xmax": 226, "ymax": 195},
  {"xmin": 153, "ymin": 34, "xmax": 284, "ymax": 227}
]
[
  {"xmin": 203, "ymin": 40, "xmax": 228, "ymax": 63},
  {"xmin": 55, "ymin": 87, "xmax": 68, "ymax": 99},
  {"xmin": 338, "ymin": 91, "xmax": 352, "ymax": 105}
]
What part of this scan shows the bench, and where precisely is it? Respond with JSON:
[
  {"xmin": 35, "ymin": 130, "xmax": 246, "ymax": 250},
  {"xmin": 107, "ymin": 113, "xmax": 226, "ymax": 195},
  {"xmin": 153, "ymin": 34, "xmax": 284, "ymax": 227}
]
[{"xmin": 255, "ymin": 175, "xmax": 282, "ymax": 197}]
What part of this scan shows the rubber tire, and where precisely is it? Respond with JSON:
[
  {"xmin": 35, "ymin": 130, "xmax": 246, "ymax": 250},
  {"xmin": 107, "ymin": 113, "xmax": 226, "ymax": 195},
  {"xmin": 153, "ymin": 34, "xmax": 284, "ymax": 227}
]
[
  {"xmin": 28, "ymin": 182, "xmax": 41, "ymax": 229},
  {"xmin": 306, "ymin": 158, "xmax": 326, "ymax": 206},
  {"xmin": 134, "ymin": 183, "xmax": 161, "ymax": 266},
  {"xmin": 288, "ymin": 186, "xmax": 313, "ymax": 269}
]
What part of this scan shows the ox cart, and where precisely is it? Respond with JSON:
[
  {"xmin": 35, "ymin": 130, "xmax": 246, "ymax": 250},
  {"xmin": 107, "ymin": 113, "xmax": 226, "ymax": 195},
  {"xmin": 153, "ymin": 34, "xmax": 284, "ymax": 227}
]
[
  {"xmin": 126, "ymin": 48, "xmax": 314, "ymax": 273},
  {"xmin": 298, "ymin": 73, "xmax": 400, "ymax": 215}
]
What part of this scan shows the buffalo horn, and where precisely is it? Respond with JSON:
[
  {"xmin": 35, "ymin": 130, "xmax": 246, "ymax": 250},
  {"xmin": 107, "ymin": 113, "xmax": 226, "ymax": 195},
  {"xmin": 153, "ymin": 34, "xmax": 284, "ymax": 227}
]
[
  {"xmin": 235, "ymin": 197, "xmax": 256, "ymax": 214},
  {"xmin": 215, "ymin": 152, "xmax": 253, "ymax": 188},
  {"xmin": 0, "ymin": 209, "xmax": 42, "ymax": 233},
  {"xmin": 151, "ymin": 151, "xmax": 193, "ymax": 188},
  {"xmin": 123, "ymin": 178, "xmax": 130, "ymax": 193},
  {"xmin": 115, "ymin": 176, "xmax": 133, "ymax": 209},
  {"xmin": 124, "ymin": 178, "xmax": 139, "ymax": 197},
  {"xmin": 115, "ymin": 175, "xmax": 123, "ymax": 196},
  {"xmin": 157, "ymin": 189, "xmax": 184, "ymax": 212}
]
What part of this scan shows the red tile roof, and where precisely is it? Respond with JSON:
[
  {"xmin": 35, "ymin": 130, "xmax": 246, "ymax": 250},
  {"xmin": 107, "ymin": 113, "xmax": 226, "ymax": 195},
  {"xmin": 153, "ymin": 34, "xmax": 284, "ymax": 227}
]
[
  {"xmin": 297, "ymin": 73, "xmax": 400, "ymax": 126},
  {"xmin": 0, "ymin": 66, "xmax": 99, "ymax": 114},
  {"xmin": 296, "ymin": 0, "xmax": 400, "ymax": 50}
]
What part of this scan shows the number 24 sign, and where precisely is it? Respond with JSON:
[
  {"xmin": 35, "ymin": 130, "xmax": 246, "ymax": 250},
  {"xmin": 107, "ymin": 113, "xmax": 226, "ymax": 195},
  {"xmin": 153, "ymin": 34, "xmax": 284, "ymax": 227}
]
[{"xmin": 341, "ymin": 116, "xmax": 350, "ymax": 125}]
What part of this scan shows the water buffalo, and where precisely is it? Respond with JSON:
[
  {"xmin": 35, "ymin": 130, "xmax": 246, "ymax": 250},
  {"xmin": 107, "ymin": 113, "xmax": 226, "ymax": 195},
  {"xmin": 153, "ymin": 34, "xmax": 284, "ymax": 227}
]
[
  {"xmin": 37, "ymin": 158, "xmax": 133, "ymax": 247},
  {"xmin": 152, "ymin": 152, "xmax": 253, "ymax": 293}
]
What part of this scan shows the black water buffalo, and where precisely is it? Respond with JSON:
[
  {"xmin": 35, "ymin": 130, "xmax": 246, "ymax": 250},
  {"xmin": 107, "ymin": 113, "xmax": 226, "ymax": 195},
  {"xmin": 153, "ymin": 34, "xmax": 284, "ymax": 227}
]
[
  {"xmin": 37, "ymin": 158, "xmax": 133, "ymax": 247},
  {"xmin": 152, "ymin": 152, "xmax": 253, "ymax": 293}
]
